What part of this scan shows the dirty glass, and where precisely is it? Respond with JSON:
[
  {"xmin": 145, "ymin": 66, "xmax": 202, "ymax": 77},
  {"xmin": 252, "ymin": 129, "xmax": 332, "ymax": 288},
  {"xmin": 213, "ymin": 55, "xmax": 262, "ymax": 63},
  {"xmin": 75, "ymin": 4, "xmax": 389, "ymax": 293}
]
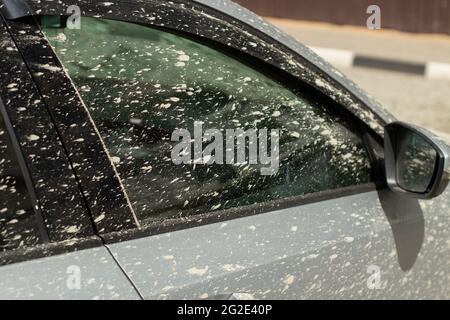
[
  {"xmin": 0, "ymin": 112, "xmax": 44, "ymax": 251},
  {"xmin": 43, "ymin": 17, "xmax": 372, "ymax": 225},
  {"xmin": 396, "ymin": 128, "xmax": 437, "ymax": 193}
]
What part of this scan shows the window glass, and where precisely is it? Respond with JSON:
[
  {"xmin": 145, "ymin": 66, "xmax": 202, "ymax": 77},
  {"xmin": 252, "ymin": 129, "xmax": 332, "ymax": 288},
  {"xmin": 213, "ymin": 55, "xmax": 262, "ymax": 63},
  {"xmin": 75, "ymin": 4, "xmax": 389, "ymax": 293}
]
[
  {"xmin": 396, "ymin": 129, "xmax": 437, "ymax": 193},
  {"xmin": 43, "ymin": 17, "xmax": 372, "ymax": 225},
  {"xmin": 0, "ymin": 112, "xmax": 44, "ymax": 251}
]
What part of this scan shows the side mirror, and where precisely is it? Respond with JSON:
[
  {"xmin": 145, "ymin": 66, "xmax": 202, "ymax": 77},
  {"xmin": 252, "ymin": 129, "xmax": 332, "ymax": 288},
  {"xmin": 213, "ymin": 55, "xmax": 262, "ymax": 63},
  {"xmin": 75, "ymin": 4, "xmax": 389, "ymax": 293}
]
[{"xmin": 384, "ymin": 122, "xmax": 449, "ymax": 199}]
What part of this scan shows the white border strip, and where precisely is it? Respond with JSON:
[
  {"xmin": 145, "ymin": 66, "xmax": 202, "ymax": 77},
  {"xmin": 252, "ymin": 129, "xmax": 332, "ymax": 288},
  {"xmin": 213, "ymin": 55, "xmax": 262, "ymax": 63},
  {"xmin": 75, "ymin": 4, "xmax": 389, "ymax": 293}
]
[
  {"xmin": 426, "ymin": 62, "xmax": 450, "ymax": 80},
  {"xmin": 310, "ymin": 46, "xmax": 450, "ymax": 80},
  {"xmin": 309, "ymin": 46, "xmax": 355, "ymax": 68}
]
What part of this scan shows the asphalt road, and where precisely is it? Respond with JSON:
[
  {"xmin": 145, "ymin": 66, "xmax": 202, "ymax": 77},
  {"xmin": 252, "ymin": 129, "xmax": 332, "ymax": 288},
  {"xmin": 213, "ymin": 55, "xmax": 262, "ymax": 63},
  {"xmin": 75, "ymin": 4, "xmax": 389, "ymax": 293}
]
[
  {"xmin": 339, "ymin": 66, "xmax": 450, "ymax": 136},
  {"xmin": 269, "ymin": 19, "xmax": 450, "ymax": 135}
]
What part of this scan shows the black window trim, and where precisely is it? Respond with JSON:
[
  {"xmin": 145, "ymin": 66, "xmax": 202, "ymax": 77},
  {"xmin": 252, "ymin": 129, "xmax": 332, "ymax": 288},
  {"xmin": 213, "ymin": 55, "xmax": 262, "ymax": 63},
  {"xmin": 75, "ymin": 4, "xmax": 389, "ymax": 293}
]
[
  {"xmin": 0, "ymin": 97, "xmax": 49, "ymax": 244},
  {"xmin": 4, "ymin": 16, "xmax": 141, "ymax": 236},
  {"xmin": 4, "ymin": 2, "xmax": 386, "ymax": 245},
  {"xmin": 0, "ymin": 16, "xmax": 101, "ymax": 266}
]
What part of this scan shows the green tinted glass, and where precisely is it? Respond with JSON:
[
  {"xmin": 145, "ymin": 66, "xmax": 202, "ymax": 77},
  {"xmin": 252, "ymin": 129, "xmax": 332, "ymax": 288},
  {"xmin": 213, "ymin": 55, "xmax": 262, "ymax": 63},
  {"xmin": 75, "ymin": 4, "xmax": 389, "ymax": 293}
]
[{"xmin": 43, "ymin": 17, "xmax": 372, "ymax": 225}]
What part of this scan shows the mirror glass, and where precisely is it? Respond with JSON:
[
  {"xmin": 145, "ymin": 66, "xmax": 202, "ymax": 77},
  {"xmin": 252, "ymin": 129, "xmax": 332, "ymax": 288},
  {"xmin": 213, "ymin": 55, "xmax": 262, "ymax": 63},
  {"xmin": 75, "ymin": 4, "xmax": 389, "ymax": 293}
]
[{"xmin": 396, "ymin": 128, "xmax": 438, "ymax": 193}]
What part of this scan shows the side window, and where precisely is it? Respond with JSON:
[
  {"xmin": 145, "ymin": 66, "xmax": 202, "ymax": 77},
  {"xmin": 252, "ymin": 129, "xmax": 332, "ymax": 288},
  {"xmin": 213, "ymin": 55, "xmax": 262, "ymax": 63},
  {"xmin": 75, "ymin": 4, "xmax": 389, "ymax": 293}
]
[
  {"xmin": 43, "ymin": 17, "xmax": 372, "ymax": 225},
  {"xmin": 0, "ymin": 111, "xmax": 44, "ymax": 251}
]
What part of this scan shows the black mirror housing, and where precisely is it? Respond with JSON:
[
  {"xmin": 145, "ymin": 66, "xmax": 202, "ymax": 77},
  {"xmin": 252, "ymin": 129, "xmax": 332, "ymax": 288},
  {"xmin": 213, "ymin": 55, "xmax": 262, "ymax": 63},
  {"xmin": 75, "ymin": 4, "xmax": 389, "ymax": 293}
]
[{"xmin": 384, "ymin": 122, "xmax": 450, "ymax": 199}]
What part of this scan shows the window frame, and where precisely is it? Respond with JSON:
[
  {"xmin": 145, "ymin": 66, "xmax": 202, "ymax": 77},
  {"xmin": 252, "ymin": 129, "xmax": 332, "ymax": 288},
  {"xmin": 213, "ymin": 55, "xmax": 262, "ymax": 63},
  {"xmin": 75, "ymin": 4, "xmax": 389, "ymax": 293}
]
[
  {"xmin": 3, "ymin": 1, "xmax": 386, "ymax": 244},
  {"xmin": 0, "ymin": 17, "xmax": 101, "ymax": 266},
  {"xmin": 0, "ymin": 97, "xmax": 48, "ymax": 246}
]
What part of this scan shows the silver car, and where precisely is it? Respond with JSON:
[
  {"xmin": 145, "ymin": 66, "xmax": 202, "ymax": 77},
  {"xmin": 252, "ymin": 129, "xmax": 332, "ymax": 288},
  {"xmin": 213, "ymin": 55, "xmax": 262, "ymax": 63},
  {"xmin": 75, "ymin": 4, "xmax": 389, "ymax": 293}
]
[{"xmin": 0, "ymin": 0, "xmax": 448, "ymax": 299}]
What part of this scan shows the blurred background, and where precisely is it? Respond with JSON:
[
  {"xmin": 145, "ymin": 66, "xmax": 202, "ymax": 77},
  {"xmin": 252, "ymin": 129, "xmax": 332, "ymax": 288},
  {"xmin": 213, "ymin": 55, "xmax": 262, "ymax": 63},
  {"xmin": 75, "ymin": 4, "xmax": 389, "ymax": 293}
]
[{"xmin": 235, "ymin": 0, "xmax": 450, "ymax": 136}]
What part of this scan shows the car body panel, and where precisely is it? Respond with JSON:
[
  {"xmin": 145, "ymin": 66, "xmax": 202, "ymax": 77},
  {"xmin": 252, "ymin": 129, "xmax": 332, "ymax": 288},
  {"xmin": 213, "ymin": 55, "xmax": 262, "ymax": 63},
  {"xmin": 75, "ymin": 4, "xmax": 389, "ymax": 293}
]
[
  {"xmin": 0, "ymin": 246, "xmax": 141, "ymax": 299},
  {"xmin": 108, "ymin": 188, "xmax": 450, "ymax": 299}
]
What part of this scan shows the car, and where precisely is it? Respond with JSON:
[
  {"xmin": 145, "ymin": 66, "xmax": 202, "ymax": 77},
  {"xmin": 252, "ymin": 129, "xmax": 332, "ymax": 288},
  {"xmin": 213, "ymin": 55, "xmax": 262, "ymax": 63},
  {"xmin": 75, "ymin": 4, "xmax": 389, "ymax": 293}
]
[{"xmin": 0, "ymin": 0, "xmax": 448, "ymax": 300}]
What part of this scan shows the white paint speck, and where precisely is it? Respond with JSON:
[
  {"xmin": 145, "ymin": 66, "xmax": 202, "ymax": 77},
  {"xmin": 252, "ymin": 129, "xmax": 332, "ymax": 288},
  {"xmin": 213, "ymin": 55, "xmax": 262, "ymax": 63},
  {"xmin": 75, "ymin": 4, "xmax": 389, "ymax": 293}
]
[
  {"xmin": 27, "ymin": 134, "xmax": 40, "ymax": 141},
  {"xmin": 177, "ymin": 54, "xmax": 190, "ymax": 62},
  {"xmin": 111, "ymin": 156, "xmax": 121, "ymax": 164},
  {"xmin": 187, "ymin": 266, "xmax": 209, "ymax": 276},
  {"xmin": 66, "ymin": 226, "xmax": 81, "ymax": 234},
  {"xmin": 220, "ymin": 264, "xmax": 245, "ymax": 272},
  {"xmin": 283, "ymin": 274, "xmax": 295, "ymax": 285}
]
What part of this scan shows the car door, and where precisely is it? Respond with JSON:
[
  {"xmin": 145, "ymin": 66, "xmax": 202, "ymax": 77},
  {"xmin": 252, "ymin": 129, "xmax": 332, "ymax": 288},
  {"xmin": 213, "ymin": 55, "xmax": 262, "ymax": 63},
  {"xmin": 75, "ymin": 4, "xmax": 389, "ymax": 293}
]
[
  {"xmin": 0, "ymin": 16, "xmax": 140, "ymax": 299},
  {"xmin": 7, "ymin": 0, "xmax": 449, "ymax": 299}
]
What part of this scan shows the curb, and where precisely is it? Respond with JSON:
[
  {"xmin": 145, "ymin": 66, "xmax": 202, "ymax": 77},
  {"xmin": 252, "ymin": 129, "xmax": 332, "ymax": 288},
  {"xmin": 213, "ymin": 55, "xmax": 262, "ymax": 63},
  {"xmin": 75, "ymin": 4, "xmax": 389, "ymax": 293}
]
[{"xmin": 309, "ymin": 46, "xmax": 450, "ymax": 80}]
